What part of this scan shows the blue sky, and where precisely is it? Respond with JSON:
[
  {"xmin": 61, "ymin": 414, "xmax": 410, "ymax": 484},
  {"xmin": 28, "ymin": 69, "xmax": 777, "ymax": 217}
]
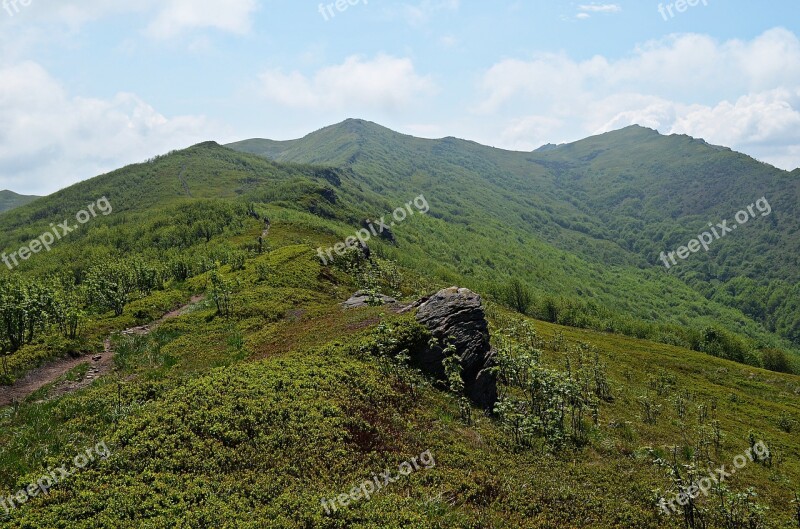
[{"xmin": 1, "ymin": 0, "xmax": 799, "ymax": 194}]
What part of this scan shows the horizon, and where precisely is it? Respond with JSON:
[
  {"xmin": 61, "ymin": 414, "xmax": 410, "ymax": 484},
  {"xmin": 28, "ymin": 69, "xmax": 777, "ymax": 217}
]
[
  {"xmin": 1, "ymin": 5, "xmax": 800, "ymax": 525},
  {"xmin": 1, "ymin": 1, "xmax": 799, "ymax": 195},
  {"xmin": 9, "ymin": 119, "xmax": 797, "ymax": 198}
]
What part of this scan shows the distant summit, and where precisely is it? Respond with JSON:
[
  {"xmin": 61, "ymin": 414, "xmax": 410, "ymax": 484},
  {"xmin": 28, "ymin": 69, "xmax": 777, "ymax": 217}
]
[
  {"xmin": 534, "ymin": 143, "xmax": 562, "ymax": 152},
  {"xmin": 0, "ymin": 190, "xmax": 39, "ymax": 213}
]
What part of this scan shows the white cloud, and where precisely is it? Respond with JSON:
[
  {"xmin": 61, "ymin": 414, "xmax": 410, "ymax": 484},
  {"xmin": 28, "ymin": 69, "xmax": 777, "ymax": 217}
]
[
  {"xmin": 575, "ymin": 3, "xmax": 621, "ymax": 19},
  {"xmin": 499, "ymin": 116, "xmax": 564, "ymax": 150},
  {"xmin": 670, "ymin": 89, "xmax": 800, "ymax": 148},
  {"xmin": 403, "ymin": 123, "xmax": 446, "ymax": 138},
  {"xmin": 579, "ymin": 4, "xmax": 622, "ymax": 13},
  {"xmin": 145, "ymin": 0, "xmax": 258, "ymax": 38},
  {"xmin": 0, "ymin": 62, "xmax": 222, "ymax": 195},
  {"xmin": 257, "ymin": 55, "xmax": 436, "ymax": 112},
  {"xmin": 476, "ymin": 28, "xmax": 800, "ymax": 169}
]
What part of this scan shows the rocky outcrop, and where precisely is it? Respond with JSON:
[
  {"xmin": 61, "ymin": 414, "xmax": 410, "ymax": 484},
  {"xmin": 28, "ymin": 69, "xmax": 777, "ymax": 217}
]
[
  {"xmin": 342, "ymin": 291, "xmax": 397, "ymax": 309},
  {"xmin": 412, "ymin": 287, "xmax": 497, "ymax": 410}
]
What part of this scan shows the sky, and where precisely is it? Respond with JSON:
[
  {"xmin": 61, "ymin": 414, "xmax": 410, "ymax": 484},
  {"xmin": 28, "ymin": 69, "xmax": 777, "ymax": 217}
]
[{"xmin": 1, "ymin": 0, "xmax": 799, "ymax": 195}]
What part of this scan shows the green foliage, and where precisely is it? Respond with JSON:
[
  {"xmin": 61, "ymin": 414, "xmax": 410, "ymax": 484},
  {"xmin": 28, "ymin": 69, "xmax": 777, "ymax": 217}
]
[
  {"xmin": 0, "ymin": 129, "xmax": 798, "ymax": 527},
  {"xmin": 231, "ymin": 121, "xmax": 800, "ymax": 363},
  {"xmin": 255, "ymin": 261, "xmax": 272, "ymax": 282},
  {"xmin": 0, "ymin": 190, "xmax": 38, "ymax": 213},
  {"xmin": 504, "ymin": 278, "xmax": 533, "ymax": 315},
  {"xmin": 699, "ymin": 327, "xmax": 755, "ymax": 365},
  {"xmin": 85, "ymin": 260, "xmax": 137, "ymax": 316},
  {"xmin": 441, "ymin": 338, "xmax": 472, "ymax": 425},
  {"xmin": 652, "ymin": 447, "xmax": 769, "ymax": 529},
  {"xmin": 50, "ymin": 276, "xmax": 87, "ymax": 340},
  {"xmin": 0, "ymin": 277, "xmax": 50, "ymax": 353},
  {"xmin": 777, "ymin": 412, "xmax": 795, "ymax": 434},
  {"xmin": 761, "ymin": 348, "xmax": 793, "ymax": 374},
  {"xmin": 209, "ymin": 269, "xmax": 234, "ymax": 317},
  {"xmin": 493, "ymin": 322, "xmax": 600, "ymax": 450}
]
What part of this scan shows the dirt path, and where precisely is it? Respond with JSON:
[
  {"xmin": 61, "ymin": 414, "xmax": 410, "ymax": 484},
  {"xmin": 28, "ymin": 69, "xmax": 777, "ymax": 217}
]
[
  {"xmin": 0, "ymin": 295, "xmax": 205, "ymax": 407},
  {"xmin": 177, "ymin": 164, "xmax": 192, "ymax": 197}
]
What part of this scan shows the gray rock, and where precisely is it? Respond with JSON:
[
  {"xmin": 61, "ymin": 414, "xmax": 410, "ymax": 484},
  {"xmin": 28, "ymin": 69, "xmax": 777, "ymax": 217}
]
[
  {"xmin": 413, "ymin": 287, "xmax": 498, "ymax": 410},
  {"xmin": 343, "ymin": 290, "xmax": 397, "ymax": 309}
]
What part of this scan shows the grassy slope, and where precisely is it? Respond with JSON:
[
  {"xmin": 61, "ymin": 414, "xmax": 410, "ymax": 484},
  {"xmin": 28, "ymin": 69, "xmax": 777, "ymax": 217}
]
[
  {"xmin": 231, "ymin": 120, "xmax": 800, "ymax": 282},
  {"xmin": 231, "ymin": 121, "xmax": 800, "ymax": 354},
  {"xmin": 0, "ymin": 135, "xmax": 797, "ymax": 527},
  {"xmin": 0, "ymin": 217, "xmax": 797, "ymax": 528},
  {"xmin": 0, "ymin": 140, "xmax": 788, "ymax": 363}
]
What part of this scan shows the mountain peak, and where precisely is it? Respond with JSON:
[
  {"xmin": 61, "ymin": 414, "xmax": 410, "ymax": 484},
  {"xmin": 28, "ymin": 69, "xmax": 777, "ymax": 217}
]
[
  {"xmin": 318, "ymin": 118, "xmax": 394, "ymax": 137},
  {"xmin": 606, "ymin": 124, "xmax": 661, "ymax": 137},
  {"xmin": 534, "ymin": 143, "xmax": 563, "ymax": 152}
]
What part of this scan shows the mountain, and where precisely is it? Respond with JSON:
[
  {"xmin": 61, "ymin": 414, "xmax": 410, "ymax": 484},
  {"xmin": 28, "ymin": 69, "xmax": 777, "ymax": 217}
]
[
  {"xmin": 0, "ymin": 190, "xmax": 39, "ymax": 213},
  {"xmin": 0, "ymin": 121, "xmax": 798, "ymax": 527},
  {"xmin": 0, "ymin": 120, "xmax": 795, "ymax": 357},
  {"xmin": 229, "ymin": 119, "xmax": 800, "ymax": 349}
]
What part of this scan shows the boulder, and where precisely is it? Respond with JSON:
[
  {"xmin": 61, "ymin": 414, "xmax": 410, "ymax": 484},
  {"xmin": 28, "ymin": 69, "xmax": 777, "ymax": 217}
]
[
  {"xmin": 413, "ymin": 287, "xmax": 497, "ymax": 410},
  {"xmin": 343, "ymin": 291, "xmax": 397, "ymax": 309}
]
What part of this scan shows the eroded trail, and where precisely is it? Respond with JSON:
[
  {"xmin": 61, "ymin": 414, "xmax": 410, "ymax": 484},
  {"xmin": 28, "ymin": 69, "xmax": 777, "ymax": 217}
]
[{"xmin": 0, "ymin": 295, "xmax": 204, "ymax": 407}]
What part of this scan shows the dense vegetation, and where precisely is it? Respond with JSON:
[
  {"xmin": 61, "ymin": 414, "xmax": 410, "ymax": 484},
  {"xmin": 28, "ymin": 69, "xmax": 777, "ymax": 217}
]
[
  {"xmin": 231, "ymin": 120, "xmax": 800, "ymax": 369},
  {"xmin": 0, "ymin": 191, "xmax": 39, "ymax": 214},
  {"xmin": 0, "ymin": 124, "xmax": 797, "ymax": 527}
]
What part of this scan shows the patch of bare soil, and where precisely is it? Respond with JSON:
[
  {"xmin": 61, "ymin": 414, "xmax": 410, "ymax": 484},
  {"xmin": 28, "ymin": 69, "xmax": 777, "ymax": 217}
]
[{"xmin": 0, "ymin": 295, "xmax": 205, "ymax": 407}]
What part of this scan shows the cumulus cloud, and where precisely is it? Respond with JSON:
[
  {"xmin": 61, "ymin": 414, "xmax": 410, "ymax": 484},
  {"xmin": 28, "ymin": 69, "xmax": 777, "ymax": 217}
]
[
  {"xmin": 670, "ymin": 89, "xmax": 800, "ymax": 148},
  {"xmin": 257, "ymin": 55, "xmax": 436, "ymax": 111},
  {"xmin": 477, "ymin": 28, "xmax": 800, "ymax": 169},
  {"xmin": 0, "ymin": 62, "xmax": 221, "ymax": 194}
]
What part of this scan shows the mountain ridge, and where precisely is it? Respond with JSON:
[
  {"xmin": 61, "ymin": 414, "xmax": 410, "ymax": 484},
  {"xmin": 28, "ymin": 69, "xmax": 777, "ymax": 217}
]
[
  {"xmin": 227, "ymin": 120, "xmax": 800, "ymax": 348},
  {"xmin": 229, "ymin": 119, "xmax": 791, "ymax": 173},
  {"xmin": 0, "ymin": 189, "xmax": 40, "ymax": 213},
  {"xmin": 1, "ymin": 120, "xmax": 797, "ymax": 354},
  {"xmin": 0, "ymin": 120, "xmax": 798, "ymax": 528}
]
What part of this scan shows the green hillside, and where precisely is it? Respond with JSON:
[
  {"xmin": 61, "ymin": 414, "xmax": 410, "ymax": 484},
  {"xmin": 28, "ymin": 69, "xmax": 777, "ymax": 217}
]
[
  {"xmin": 0, "ymin": 190, "xmax": 39, "ymax": 214},
  {"xmin": 0, "ymin": 124, "xmax": 797, "ymax": 527},
  {"xmin": 230, "ymin": 120, "xmax": 800, "ymax": 360}
]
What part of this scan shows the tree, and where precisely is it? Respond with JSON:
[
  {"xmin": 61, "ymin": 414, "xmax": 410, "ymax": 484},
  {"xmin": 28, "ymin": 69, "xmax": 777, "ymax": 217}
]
[
  {"xmin": 761, "ymin": 348, "xmax": 793, "ymax": 374},
  {"xmin": 505, "ymin": 278, "xmax": 533, "ymax": 315},
  {"xmin": 86, "ymin": 261, "xmax": 137, "ymax": 316},
  {"xmin": 0, "ymin": 278, "xmax": 52, "ymax": 374},
  {"xmin": 50, "ymin": 275, "xmax": 87, "ymax": 339},
  {"xmin": 210, "ymin": 269, "xmax": 233, "ymax": 317}
]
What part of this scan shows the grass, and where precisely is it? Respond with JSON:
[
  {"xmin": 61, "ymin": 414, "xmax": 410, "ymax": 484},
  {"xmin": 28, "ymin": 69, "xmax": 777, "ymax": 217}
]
[
  {"xmin": 0, "ymin": 219, "xmax": 797, "ymax": 528},
  {"xmin": 0, "ymin": 133, "xmax": 797, "ymax": 527}
]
